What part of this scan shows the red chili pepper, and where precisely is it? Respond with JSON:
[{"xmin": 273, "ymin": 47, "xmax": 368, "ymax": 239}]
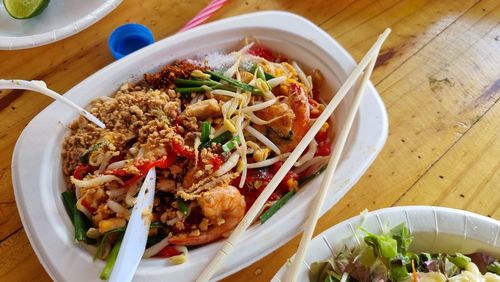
[
  {"xmin": 80, "ymin": 197, "xmax": 96, "ymax": 213},
  {"xmin": 124, "ymin": 155, "xmax": 177, "ymax": 187},
  {"xmin": 211, "ymin": 155, "xmax": 224, "ymax": 171},
  {"xmin": 156, "ymin": 245, "xmax": 182, "ymax": 258},
  {"xmin": 315, "ymin": 131, "xmax": 329, "ymax": 143},
  {"xmin": 315, "ymin": 141, "xmax": 332, "ymax": 156},
  {"xmin": 172, "ymin": 139, "xmax": 195, "ymax": 159},
  {"xmin": 73, "ymin": 164, "xmax": 91, "ymax": 180},
  {"xmin": 249, "ymin": 45, "xmax": 276, "ymax": 62}
]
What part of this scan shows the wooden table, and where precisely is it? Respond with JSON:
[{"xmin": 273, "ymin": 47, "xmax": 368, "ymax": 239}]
[{"xmin": 1, "ymin": 0, "xmax": 499, "ymax": 281}]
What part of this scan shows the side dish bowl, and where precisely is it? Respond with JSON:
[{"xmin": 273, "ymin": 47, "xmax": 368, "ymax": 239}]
[
  {"xmin": 273, "ymin": 206, "xmax": 500, "ymax": 281},
  {"xmin": 12, "ymin": 11, "xmax": 388, "ymax": 281}
]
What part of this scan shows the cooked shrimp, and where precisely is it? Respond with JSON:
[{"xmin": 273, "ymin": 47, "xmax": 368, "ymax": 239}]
[
  {"xmin": 254, "ymin": 84, "xmax": 310, "ymax": 153},
  {"xmin": 169, "ymin": 185, "xmax": 245, "ymax": 246},
  {"xmin": 281, "ymin": 84, "xmax": 311, "ymax": 152}
]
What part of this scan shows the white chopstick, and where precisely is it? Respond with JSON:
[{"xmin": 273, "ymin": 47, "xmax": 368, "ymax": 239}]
[
  {"xmin": 0, "ymin": 79, "xmax": 105, "ymax": 128},
  {"xmin": 284, "ymin": 30, "xmax": 390, "ymax": 282},
  {"xmin": 196, "ymin": 28, "xmax": 391, "ymax": 282}
]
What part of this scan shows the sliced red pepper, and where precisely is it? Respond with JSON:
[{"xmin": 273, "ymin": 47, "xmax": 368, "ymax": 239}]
[
  {"xmin": 211, "ymin": 155, "xmax": 224, "ymax": 171},
  {"xmin": 124, "ymin": 155, "xmax": 177, "ymax": 187},
  {"xmin": 315, "ymin": 130, "xmax": 329, "ymax": 143},
  {"xmin": 80, "ymin": 197, "xmax": 96, "ymax": 213},
  {"xmin": 73, "ymin": 163, "xmax": 91, "ymax": 180},
  {"xmin": 172, "ymin": 139, "xmax": 195, "ymax": 159},
  {"xmin": 156, "ymin": 245, "xmax": 182, "ymax": 258},
  {"xmin": 315, "ymin": 141, "xmax": 332, "ymax": 156}
]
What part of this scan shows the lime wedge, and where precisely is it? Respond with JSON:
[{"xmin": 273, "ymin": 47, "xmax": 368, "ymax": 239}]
[{"xmin": 3, "ymin": 0, "xmax": 50, "ymax": 19}]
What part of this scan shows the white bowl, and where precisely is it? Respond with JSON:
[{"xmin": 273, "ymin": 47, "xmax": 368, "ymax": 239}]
[
  {"xmin": 12, "ymin": 11, "xmax": 388, "ymax": 281},
  {"xmin": 273, "ymin": 206, "xmax": 500, "ymax": 281},
  {"xmin": 0, "ymin": 0, "xmax": 122, "ymax": 50}
]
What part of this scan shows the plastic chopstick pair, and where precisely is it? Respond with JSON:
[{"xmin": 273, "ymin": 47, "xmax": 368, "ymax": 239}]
[{"xmin": 196, "ymin": 28, "xmax": 391, "ymax": 282}]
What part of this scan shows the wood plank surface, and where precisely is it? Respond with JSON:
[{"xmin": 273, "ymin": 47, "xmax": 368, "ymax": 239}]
[{"xmin": 0, "ymin": 0, "xmax": 498, "ymax": 281}]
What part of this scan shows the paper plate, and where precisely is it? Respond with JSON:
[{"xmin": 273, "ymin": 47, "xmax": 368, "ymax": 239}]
[
  {"xmin": 12, "ymin": 11, "xmax": 388, "ymax": 281},
  {"xmin": 0, "ymin": 0, "xmax": 122, "ymax": 50},
  {"xmin": 273, "ymin": 206, "xmax": 500, "ymax": 281}
]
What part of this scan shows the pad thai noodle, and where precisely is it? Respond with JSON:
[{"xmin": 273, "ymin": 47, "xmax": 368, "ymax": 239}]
[{"xmin": 61, "ymin": 41, "xmax": 334, "ymax": 276}]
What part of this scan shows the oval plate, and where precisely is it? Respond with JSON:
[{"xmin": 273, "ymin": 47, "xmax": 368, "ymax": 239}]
[
  {"xmin": 0, "ymin": 0, "xmax": 122, "ymax": 50},
  {"xmin": 12, "ymin": 11, "xmax": 388, "ymax": 281},
  {"xmin": 273, "ymin": 206, "xmax": 500, "ymax": 281}
]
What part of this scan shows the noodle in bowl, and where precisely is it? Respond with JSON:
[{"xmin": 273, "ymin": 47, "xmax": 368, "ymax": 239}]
[{"xmin": 12, "ymin": 12, "xmax": 388, "ymax": 281}]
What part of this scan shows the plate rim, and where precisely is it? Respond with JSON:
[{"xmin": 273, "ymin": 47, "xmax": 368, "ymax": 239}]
[{"xmin": 0, "ymin": 0, "xmax": 122, "ymax": 50}]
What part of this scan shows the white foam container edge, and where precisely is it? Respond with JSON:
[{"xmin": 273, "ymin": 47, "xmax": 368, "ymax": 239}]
[
  {"xmin": 12, "ymin": 11, "xmax": 388, "ymax": 281},
  {"xmin": 273, "ymin": 206, "xmax": 500, "ymax": 282}
]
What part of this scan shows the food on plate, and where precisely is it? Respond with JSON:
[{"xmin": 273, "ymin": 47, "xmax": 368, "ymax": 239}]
[
  {"xmin": 60, "ymin": 40, "xmax": 334, "ymax": 276},
  {"xmin": 3, "ymin": 0, "xmax": 50, "ymax": 19},
  {"xmin": 309, "ymin": 223, "xmax": 500, "ymax": 282}
]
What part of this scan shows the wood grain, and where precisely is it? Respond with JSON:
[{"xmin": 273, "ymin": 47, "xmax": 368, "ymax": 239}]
[{"xmin": 0, "ymin": 0, "xmax": 499, "ymax": 281}]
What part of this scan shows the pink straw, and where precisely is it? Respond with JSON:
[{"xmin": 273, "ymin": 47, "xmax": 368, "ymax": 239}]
[{"xmin": 179, "ymin": 0, "xmax": 229, "ymax": 32}]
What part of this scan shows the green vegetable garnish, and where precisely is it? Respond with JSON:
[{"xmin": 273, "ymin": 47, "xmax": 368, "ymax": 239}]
[
  {"xmin": 256, "ymin": 66, "xmax": 267, "ymax": 81},
  {"xmin": 61, "ymin": 191, "xmax": 87, "ymax": 242},
  {"xmin": 176, "ymin": 198, "xmax": 189, "ymax": 216},
  {"xmin": 448, "ymin": 253, "xmax": 471, "ymax": 269},
  {"xmin": 174, "ymin": 78, "xmax": 219, "ymax": 87},
  {"xmin": 206, "ymin": 70, "xmax": 255, "ymax": 92},
  {"xmin": 100, "ymin": 235, "xmax": 123, "ymax": 280},
  {"xmin": 389, "ymin": 256, "xmax": 410, "ymax": 280},
  {"xmin": 200, "ymin": 121, "xmax": 211, "ymax": 143},
  {"xmin": 361, "ymin": 228, "xmax": 399, "ymax": 259},
  {"xmin": 487, "ymin": 262, "xmax": 500, "ymax": 275},
  {"xmin": 79, "ymin": 142, "xmax": 103, "ymax": 164},
  {"xmin": 222, "ymin": 136, "xmax": 240, "ymax": 152},
  {"xmin": 251, "ymin": 65, "xmax": 275, "ymax": 80},
  {"xmin": 175, "ymin": 84, "xmax": 236, "ymax": 95},
  {"xmin": 325, "ymin": 276, "xmax": 340, "ymax": 282},
  {"xmin": 94, "ymin": 227, "xmax": 126, "ymax": 260},
  {"xmin": 298, "ymin": 165, "xmax": 327, "ymax": 185},
  {"xmin": 390, "ymin": 223, "xmax": 411, "ymax": 255},
  {"xmin": 146, "ymin": 234, "xmax": 166, "ymax": 247},
  {"xmin": 259, "ymin": 190, "xmax": 296, "ymax": 223},
  {"xmin": 199, "ymin": 131, "xmax": 233, "ymax": 149}
]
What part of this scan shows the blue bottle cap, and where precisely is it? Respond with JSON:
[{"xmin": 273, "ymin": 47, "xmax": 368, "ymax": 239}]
[{"xmin": 108, "ymin": 23, "xmax": 154, "ymax": 60}]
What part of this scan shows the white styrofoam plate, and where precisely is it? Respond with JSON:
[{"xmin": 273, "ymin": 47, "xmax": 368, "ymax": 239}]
[
  {"xmin": 273, "ymin": 206, "xmax": 500, "ymax": 281},
  {"xmin": 0, "ymin": 0, "xmax": 122, "ymax": 50},
  {"xmin": 12, "ymin": 11, "xmax": 388, "ymax": 281}
]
